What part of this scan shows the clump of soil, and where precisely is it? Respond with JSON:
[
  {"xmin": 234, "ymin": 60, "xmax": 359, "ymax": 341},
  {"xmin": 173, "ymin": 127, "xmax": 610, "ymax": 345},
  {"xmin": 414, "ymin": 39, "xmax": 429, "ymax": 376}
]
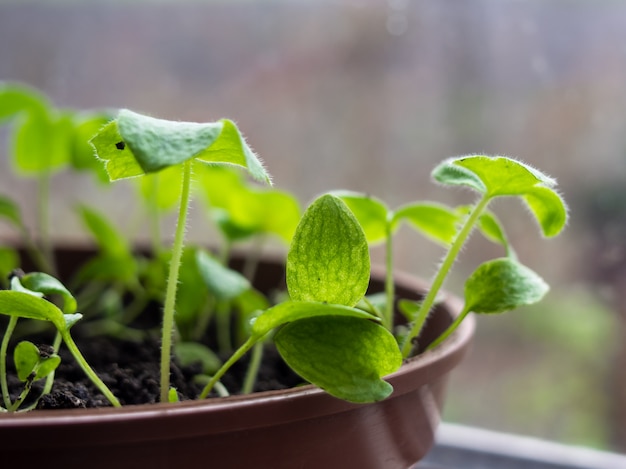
[{"xmin": 6, "ymin": 332, "xmax": 302, "ymax": 410}]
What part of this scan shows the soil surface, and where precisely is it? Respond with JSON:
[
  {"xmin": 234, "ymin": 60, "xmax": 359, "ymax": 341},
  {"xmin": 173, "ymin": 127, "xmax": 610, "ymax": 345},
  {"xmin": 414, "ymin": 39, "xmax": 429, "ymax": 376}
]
[{"xmin": 6, "ymin": 330, "xmax": 302, "ymax": 410}]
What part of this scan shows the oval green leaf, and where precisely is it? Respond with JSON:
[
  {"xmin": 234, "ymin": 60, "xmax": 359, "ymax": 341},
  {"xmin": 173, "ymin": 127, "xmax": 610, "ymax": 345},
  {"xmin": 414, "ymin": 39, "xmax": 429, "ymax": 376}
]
[
  {"xmin": 274, "ymin": 316, "xmax": 402, "ymax": 403},
  {"xmin": 14, "ymin": 341, "xmax": 40, "ymax": 382},
  {"xmin": 287, "ymin": 194, "xmax": 370, "ymax": 306},
  {"xmin": 175, "ymin": 342, "xmax": 221, "ymax": 375},
  {"xmin": 195, "ymin": 249, "xmax": 250, "ymax": 302},
  {"xmin": 393, "ymin": 202, "xmax": 460, "ymax": 246},
  {"xmin": 14, "ymin": 111, "xmax": 73, "ymax": 175},
  {"xmin": 464, "ymin": 258, "xmax": 549, "ymax": 314},
  {"xmin": 77, "ymin": 205, "xmax": 130, "ymax": 258}
]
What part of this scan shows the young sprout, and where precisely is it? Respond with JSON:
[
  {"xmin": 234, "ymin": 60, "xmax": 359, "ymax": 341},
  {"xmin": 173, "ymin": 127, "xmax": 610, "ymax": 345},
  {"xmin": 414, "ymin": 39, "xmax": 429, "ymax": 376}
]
[
  {"xmin": 337, "ymin": 156, "xmax": 567, "ymax": 358},
  {"xmin": 200, "ymin": 194, "xmax": 403, "ymax": 403},
  {"xmin": 0, "ymin": 82, "xmax": 112, "ymax": 274},
  {"xmin": 90, "ymin": 110, "xmax": 271, "ymax": 402},
  {"xmin": 0, "ymin": 272, "xmax": 120, "ymax": 410}
]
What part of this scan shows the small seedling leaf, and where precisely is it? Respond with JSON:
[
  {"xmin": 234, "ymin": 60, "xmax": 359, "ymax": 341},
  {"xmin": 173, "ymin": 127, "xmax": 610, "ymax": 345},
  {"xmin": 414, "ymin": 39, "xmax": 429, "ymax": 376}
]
[
  {"xmin": 168, "ymin": 388, "xmax": 180, "ymax": 403},
  {"xmin": 14, "ymin": 341, "xmax": 40, "ymax": 382},
  {"xmin": 195, "ymin": 249, "xmax": 250, "ymax": 302},
  {"xmin": 523, "ymin": 186, "xmax": 568, "ymax": 238},
  {"xmin": 70, "ymin": 113, "xmax": 112, "ymax": 183},
  {"xmin": 175, "ymin": 342, "xmax": 222, "ymax": 375},
  {"xmin": 77, "ymin": 205, "xmax": 130, "ymax": 258},
  {"xmin": 393, "ymin": 202, "xmax": 460, "ymax": 246},
  {"xmin": 89, "ymin": 120, "xmax": 144, "ymax": 180},
  {"xmin": 35, "ymin": 355, "xmax": 61, "ymax": 381},
  {"xmin": 73, "ymin": 254, "xmax": 137, "ymax": 285},
  {"xmin": 239, "ymin": 189, "xmax": 301, "ymax": 244},
  {"xmin": 63, "ymin": 313, "xmax": 83, "ymax": 329},
  {"xmin": 251, "ymin": 301, "xmax": 377, "ymax": 338},
  {"xmin": 0, "ymin": 291, "xmax": 67, "ymax": 331},
  {"xmin": 20, "ymin": 272, "xmax": 77, "ymax": 315},
  {"xmin": 0, "ymin": 248, "xmax": 18, "ymax": 284},
  {"xmin": 199, "ymin": 165, "xmax": 300, "ymax": 243},
  {"xmin": 14, "ymin": 111, "xmax": 73, "ymax": 174},
  {"xmin": 287, "ymin": 194, "xmax": 370, "ymax": 306},
  {"xmin": 433, "ymin": 155, "xmax": 556, "ymax": 197},
  {"xmin": 464, "ymin": 258, "xmax": 549, "ymax": 314},
  {"xmin": 0, "ymin": 195, "xmax": 22, "ymax": 227},
  {"xmin": 274, "ymin": 316, "xmax": 402, "ymax": 403},
  {"xmin": 398, "ymin": 298, "xmax": 422, "ymax": 322},
  {"xmin": 0, "ymin": 83, "xmax": 47, "ymax": 121},
  {"xmin": 477, "ymin": 210, "xmax": 508, "ymax": 247},
  {"xmin": 334, "ymin": 191, "xmax": 390, "ymax": 245},
  {"xmin": 90, "ymin": 110, "xmax": 270, "ymax": 183},
  {"xmin": 14, "ymin": 341, "xmax": 61, "ymax": 382},
  {"xmin": 138, "ymin": 164, "xmax": 184, "ymax": 212}
]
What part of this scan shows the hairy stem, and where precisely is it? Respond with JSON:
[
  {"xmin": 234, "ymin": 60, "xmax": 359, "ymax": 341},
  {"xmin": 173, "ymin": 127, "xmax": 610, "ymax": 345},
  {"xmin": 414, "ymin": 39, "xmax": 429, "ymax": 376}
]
[
  {"xmin": 401, "ymin": 194, "xmax": 491, "ymax": 358},
  {"xmin": 160, "ymin": 160, "xmax": 192, "ymax": 403}
]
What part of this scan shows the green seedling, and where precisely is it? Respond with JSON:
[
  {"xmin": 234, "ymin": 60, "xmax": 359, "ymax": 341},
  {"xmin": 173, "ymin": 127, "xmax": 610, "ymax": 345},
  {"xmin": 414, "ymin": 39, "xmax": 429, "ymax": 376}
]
[
  {"xmin": 0, "ymin": 82, "xmax": 111, "ymax": 273},
  {"xmin": 1, "ymin": 85, "xmax": 568, "ymax": 409},
  {"xmin": 337, "ymin": 155, "xmax": 567, "ymax": 358},
  {"xmin": 0, "ymin": 272, "xmax": 119, "ymax": 411},
  {"xmin": 90, "ymin": 109, "xmax": 271, "ymax": 403},
  {"xmin": 200, "ymin": 194, "xmax": 403, "ymax": 403}
]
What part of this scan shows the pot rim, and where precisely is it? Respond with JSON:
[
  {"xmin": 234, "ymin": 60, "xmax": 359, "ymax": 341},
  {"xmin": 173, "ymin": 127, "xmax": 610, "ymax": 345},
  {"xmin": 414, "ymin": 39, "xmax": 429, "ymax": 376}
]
[
  {"xmin": 0, "ymin": 304, "xmax": 473, "ymax": 430},
  {"xmin": 0, "ymin": 265, "xmax": 475, "ymax": 442}
]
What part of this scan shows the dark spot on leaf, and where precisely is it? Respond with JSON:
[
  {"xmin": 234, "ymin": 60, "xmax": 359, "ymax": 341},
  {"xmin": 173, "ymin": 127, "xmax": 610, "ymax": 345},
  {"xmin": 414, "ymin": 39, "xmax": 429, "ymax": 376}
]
[{"xmin": 115, "ymin": 141, "xmax": 126, "ymax": 150}]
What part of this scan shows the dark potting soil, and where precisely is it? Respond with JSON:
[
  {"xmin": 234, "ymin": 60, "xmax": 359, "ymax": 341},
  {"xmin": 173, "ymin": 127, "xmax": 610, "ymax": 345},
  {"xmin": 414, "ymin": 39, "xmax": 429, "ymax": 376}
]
[{"xmin": 6, "ymin": 332, "xmax": 303, "ymax": 410}]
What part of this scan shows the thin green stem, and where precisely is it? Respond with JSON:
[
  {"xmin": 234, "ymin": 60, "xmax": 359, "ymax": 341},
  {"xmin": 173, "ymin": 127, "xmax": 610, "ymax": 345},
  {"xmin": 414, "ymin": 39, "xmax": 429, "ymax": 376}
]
[
  {"xmin": 199, "ymin": 336, "xmax": 256, "ymax": 399},
  {"xmin": 41, "ymin": 332, "xmax": 62, "ymax": 396},
  {"xmin": 61, "ymin": 330, "xmax": 121, "ymax": 407},
  {"xmin": 425, "ymin": 307, "xmax": 471, "ymax": 352},
  {"xmin": 160, "ymin": 160, "xmax": 192, "ymax": 403},
  {"xmin": 401, "ymin": 194, "xmax": 491, "ymax": 358},
  {"xmin": 384, "ymin": 220, "xmax": 394, "ymax": 331},
  {"xmin": 1, "ymin": 316, "xmax": 18, "ymax": 408},
  {"xmin": 9, "ymin": 378, "xmax": 32, "ymax": 412},
  {"xmin": 241, "ymin": 341, "xmax": 264, "ymax": 394}
]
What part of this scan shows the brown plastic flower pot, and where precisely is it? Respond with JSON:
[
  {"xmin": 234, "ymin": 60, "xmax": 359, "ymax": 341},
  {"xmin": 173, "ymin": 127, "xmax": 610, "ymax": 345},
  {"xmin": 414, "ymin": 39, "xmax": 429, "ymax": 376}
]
[{"xmin": 0, "ymin": 252, "xmax": 474, "ymax": 469}]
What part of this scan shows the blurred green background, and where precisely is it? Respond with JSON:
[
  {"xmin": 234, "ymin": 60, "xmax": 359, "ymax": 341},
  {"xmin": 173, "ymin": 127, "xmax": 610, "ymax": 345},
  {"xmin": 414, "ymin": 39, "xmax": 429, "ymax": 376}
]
[{"xmin": 0, "ymin": 0, "xmax": 624, "ymax": 453}]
